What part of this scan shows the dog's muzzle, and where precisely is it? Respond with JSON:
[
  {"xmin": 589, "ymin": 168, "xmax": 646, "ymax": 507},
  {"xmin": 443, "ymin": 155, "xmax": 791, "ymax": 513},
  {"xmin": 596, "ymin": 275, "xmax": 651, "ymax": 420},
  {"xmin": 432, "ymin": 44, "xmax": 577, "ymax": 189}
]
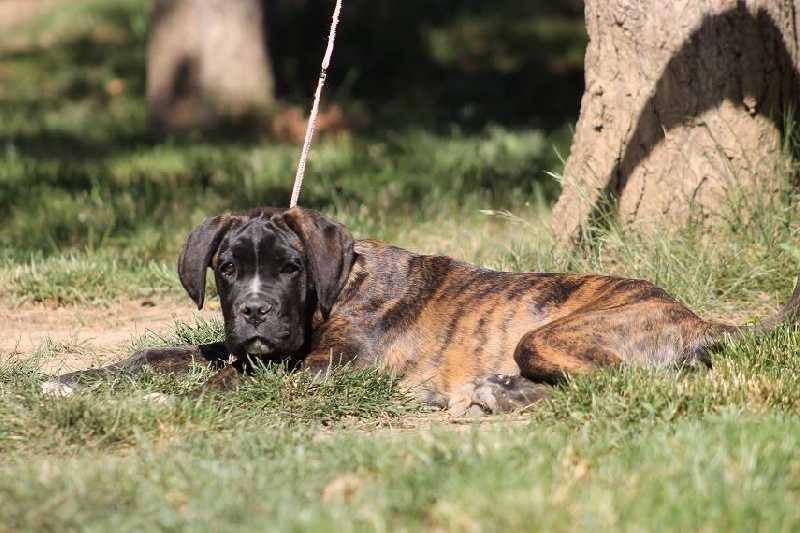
[{"xmin": 228, "ymin": 302, "xmax": 298, "ymax": 357}]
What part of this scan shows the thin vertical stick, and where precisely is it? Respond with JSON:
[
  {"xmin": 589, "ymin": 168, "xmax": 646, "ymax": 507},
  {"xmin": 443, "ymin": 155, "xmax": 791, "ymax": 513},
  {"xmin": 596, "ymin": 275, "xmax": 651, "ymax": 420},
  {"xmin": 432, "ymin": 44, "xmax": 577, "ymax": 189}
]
[{"xmin": 290, "ymin": 0, "xmax": 342, "ymax": 209}]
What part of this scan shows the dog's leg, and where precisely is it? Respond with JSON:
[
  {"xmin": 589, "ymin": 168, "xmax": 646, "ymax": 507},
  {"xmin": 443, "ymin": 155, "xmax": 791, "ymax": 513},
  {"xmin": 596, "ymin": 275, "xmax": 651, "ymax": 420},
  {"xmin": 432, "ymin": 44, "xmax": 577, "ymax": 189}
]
[
  {"xmin": 512, "ymin": 303, "xmax": 717, "ymax": 384},
  {"xmin": 513, "ymin": 329, "xmax": 623, "ymax": 385},
  {"xmin": 190, "ymin": 358, "xmax": 250, "ymax": 393},
  {"xmin": 41, "ymin": 342, "xmax": 230, "ymax": 396},
  {"xmin": 447, "ymin": 374, "xmax": 553, "ymax": 416},
  {"xmin": 513, "ymin": 312, "xmax": 644, "ymax": 384},
  {"xmin": 447, "ymin": 313, "xmax": 634, "ymax": 416}
]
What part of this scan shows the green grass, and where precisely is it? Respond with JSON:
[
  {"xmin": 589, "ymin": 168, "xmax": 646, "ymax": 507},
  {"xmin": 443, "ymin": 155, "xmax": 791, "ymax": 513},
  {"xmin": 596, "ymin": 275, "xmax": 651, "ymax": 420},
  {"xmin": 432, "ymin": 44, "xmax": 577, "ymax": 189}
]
[
  {"xmin": 3, "ymin": 1, "xmax": 800, "ymax": 531},
  {"xmin": 3, "ymin": 330, "xmax": 800, "ymax": 530}
]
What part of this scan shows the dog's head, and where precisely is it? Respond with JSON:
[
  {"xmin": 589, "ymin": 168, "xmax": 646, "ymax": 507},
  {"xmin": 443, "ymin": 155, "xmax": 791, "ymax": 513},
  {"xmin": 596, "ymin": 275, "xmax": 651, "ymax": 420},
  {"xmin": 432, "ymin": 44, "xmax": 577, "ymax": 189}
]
[{"xmin": 177, "ymin": 207, "xmax": 355, "ymax": 360}]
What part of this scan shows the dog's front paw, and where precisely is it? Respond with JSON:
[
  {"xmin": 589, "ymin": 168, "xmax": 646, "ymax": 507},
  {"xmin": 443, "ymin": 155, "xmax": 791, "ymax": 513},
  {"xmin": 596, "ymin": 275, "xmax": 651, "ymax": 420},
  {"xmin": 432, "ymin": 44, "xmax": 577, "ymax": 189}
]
[
  {"xmin": 447, "ymin": 382, "xmax": 488, "ymax": 417},
  {"xmin": 446, "ymin": 374, "xmax": 552, "ymax": 417},
  {"xmin": 142, "ymin": 392, "xmax": 176, "ymax": 406},
  {"xmin": 41, "ymin": 380, "xmax": 75, "ymax": 397}
]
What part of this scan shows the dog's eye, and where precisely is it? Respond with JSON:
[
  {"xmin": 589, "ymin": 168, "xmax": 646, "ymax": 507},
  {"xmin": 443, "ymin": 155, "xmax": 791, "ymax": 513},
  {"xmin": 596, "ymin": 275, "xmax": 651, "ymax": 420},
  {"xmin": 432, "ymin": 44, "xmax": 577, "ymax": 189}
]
[
  {"xmin": 280, "ymin": 263, "xmax": 299, "ymax": 275},
  {"xmin": 220, "ymin": 262, "xmax": 236, "ymax": 277}
]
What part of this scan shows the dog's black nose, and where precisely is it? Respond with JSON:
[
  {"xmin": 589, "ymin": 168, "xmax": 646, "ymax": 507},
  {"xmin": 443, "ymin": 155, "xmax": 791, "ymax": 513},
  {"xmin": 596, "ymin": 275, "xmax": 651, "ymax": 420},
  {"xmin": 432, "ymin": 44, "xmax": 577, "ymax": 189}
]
[{"xmin": 239, "ymin": 301, "xmax": 273, "ymax": 323}]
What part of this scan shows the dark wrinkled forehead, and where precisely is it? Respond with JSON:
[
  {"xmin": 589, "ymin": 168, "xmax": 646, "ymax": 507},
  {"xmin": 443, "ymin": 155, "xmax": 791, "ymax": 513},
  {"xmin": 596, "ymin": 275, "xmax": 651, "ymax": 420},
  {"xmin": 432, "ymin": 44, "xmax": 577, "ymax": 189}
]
[{"xmin": 217, "ymin": 217, "xmax": 302, "ymax": 260}]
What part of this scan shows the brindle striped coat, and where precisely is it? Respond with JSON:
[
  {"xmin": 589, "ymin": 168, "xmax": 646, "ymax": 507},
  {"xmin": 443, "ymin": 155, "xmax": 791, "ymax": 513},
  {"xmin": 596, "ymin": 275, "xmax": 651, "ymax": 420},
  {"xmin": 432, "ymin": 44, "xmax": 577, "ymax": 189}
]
[{"xmin": 43, "ymin": 207, "xmax": 800, "ymax": 415}]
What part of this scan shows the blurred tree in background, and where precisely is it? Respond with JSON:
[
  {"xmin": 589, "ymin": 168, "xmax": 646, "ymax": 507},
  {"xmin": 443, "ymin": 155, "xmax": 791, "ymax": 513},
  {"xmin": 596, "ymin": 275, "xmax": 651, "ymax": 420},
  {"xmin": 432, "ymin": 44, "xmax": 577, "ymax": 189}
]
[
  {"xmin": 0, "ymin": 0, "xmax": 582, "ymax": 254},
  {"xmin": 147, "ymin": 0, "xmax": 275, "ymax": 132},
  {"xmin": 147, "ymin": 0, "xmax": 586, "ymax": 134}
]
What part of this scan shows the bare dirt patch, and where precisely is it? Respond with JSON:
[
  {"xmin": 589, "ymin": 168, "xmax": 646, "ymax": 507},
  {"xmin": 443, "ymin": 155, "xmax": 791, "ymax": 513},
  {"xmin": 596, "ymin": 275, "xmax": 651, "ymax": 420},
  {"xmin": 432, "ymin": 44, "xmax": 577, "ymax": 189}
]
[
  {"xmin": 0, "ymin": 298, "xmax": 221, "ymax": 375},
  {"xmin": 0, "ymin": 0, "xmax": 67, "ymax": 32}
]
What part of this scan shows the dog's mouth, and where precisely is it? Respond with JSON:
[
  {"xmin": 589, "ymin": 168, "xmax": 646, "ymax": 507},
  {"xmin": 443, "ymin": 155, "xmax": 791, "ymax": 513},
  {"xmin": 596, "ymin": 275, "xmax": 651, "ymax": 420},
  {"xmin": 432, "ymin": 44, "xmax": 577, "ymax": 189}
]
[
  {"xmin": 240, "ymin": 332, "xmax": 296, "ymax": 359},
  {"xmin": 243, "ymin": 338, "xmax": 275, "ymax": 357},
  {"xmin": 230, "ymin": 322, "xmax": 300, "ymax": 360}
]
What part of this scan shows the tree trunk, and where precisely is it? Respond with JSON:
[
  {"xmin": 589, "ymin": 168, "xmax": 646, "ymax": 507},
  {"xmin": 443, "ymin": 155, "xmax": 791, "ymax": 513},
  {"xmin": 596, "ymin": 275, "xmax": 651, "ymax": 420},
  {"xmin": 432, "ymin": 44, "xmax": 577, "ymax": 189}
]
[
  {"xmin": 146, "ymin": 0, "xmax": 275, "ymax": 133},
  {"xmin": 551, "ymin": 0, "xmax": 800, "ymax": 246}
]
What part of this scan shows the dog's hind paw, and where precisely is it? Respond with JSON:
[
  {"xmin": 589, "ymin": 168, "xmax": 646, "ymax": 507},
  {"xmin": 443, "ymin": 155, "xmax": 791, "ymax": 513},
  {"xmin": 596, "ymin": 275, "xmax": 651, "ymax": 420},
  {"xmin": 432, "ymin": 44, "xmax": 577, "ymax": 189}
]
[
  {"xmin": 41, "ymin": 380, "xmax": 75, "ymax": 397},
  {"xmin": 447, "ymin": 374, "xmax": 551, "ymax": 417},
  {"xmin": 142, "ymin": 392, "xmax": 175, "ymax": 406}
]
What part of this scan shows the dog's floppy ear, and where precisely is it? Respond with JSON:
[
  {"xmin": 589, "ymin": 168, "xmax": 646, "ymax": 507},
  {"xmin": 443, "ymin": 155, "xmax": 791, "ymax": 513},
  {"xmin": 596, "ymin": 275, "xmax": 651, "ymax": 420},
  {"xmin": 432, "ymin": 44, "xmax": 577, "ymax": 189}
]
[
  {"xmin": 278, "ymin": 207, "xmax": 355, "ymax": 320},
  {"xmin": 178, "ymin": 215, "xmax": 235, "ymax": 309}
]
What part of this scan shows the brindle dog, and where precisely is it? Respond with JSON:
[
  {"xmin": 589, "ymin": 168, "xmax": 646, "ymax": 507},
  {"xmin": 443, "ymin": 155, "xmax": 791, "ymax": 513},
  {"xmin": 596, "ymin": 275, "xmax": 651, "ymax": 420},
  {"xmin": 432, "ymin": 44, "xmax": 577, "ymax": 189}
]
[{"xmin": 43, "ymin": 207, "xmax": 800, "ymax": 415}]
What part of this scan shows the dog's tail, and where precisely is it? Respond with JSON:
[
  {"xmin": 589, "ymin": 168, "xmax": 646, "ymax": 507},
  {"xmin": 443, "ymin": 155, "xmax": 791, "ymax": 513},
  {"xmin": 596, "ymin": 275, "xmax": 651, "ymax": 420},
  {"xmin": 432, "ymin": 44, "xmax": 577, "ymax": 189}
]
[
  {"xmin": 699, "ymin": 275, "xmax": 800, "ymax": 362},
  {"xmin": 750, "ymin": 275, "xmax": 800, "ymax": 335},
  {"xmin": 716, "ymin": 274, "xmax": 800, "ymax": 343}
]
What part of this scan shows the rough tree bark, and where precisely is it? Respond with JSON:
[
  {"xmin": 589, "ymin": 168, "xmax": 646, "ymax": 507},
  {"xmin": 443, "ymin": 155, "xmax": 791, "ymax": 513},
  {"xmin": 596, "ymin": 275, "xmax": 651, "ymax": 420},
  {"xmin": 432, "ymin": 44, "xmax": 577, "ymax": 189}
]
[
  {"xmin": 551, "ymin": 0, "xmax": 800, "ymax": 245},
  {"xmin": 146, "ymin": 0, "xmax": 275, "ymax": 132}
]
